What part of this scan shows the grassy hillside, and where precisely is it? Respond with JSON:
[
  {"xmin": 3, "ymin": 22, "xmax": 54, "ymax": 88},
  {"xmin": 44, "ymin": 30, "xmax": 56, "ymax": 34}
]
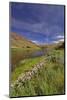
[
  {"xmin": 11, "ymin": 32, "xmax": 40, "ymax": 49},
  {"xmin": 39, "ymin": 41, "xmax": 64, "ymax": 53},
  {"xmin": 11, "ymin": 33, "xmax": 41, "ymax": 70}
]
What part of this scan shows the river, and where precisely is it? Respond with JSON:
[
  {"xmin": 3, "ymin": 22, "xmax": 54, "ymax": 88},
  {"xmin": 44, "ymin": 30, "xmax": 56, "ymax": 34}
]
[{"xmin": 11, "ymin": 49, "xmax": 45, "ymax": 71}]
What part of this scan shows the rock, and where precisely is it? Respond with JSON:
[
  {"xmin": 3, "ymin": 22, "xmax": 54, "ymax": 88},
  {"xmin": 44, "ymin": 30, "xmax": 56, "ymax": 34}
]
[{"xmin": 11, "ymin": 60, "xmax": 45, "ymax": 88}]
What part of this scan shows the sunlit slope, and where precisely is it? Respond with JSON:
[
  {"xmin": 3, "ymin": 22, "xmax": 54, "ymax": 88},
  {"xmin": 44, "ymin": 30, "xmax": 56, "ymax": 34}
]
[{"xmin": 11, "ymin": 32, "xmax": 39, "ymax": 49}]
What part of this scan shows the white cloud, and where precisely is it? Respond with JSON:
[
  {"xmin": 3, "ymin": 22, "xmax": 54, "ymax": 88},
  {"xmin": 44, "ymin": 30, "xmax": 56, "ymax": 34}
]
[
  {"xmin": 53, "ymin": 38, "xmax": 64, "ymax": 44},
  {"xmin": 58, "ymin": 38, "xmax": 64, "ymax": 42},
  {"xmin": 53, "ymin": 41, "xmax": 59, "ymax": 44},
  {"xmin": 32, "ymin": 40, "xmax": 39, "ymax": 44},
  {"xmin": 56, "ymin": 35, "xmax": 64, "ymax": 39}
]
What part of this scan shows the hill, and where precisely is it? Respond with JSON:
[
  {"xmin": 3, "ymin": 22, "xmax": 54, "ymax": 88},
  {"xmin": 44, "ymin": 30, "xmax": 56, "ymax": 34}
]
[
  {"xmin": 11, "ymin": 32, "xmax": 39, "ymax": 49},
  {"xmin": 11, "ymin": 32, "xmax": 40, "ymax": 70},
  {"xmin": 39, "ymin": 41, "xmax": 64, "ymax": 50}
]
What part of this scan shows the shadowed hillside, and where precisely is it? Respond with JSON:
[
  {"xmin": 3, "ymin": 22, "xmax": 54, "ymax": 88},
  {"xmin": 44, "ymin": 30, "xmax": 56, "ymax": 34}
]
[
  {"xmin": 40, "ymin": 41, "xmax": 64, "ymax": 51},
  {"xmin": 55, "ymin": 42, "xmax": 65, "ymax": 49}
]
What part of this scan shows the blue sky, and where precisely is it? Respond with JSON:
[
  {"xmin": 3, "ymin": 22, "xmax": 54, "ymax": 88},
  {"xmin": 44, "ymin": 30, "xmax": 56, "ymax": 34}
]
[{"xmin": 10, "ymin": 2, "xmax": 65, "ymax": 44}]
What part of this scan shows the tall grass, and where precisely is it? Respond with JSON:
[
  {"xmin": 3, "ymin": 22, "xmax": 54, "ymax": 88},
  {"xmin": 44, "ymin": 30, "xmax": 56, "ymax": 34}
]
[
  {"xmin": 10, "ymin": 49, "xmax": 64, "ymax": 97},
  {"xmin": 11, "ymin": 56, "xmax": 44, "ymax": 82}
]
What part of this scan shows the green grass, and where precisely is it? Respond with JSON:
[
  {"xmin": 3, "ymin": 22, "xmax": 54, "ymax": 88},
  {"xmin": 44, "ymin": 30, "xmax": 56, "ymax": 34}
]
[
  {"xmin": 10, "ymin": 49, "xmax": 64, "ymax": 97},
  {"xmin": 11, "ymin": 47, "xmax": 41, "ymax": 70},
  {"xmin": 11, "ymin": 56, "xmax": 44, "ymax": 82}
]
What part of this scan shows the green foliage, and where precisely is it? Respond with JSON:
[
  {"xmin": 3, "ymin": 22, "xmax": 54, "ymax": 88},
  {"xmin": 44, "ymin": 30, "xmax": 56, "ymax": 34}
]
[
  {"xmin": 11, "ymin": 56, "xmax": 44, "ymax": 82},
  {"xmin": 10, "ymin": 49, "xmax": 64, "ymax": 97},
  {"xmin": 11, "ymin": 47, "xmax": 41, "ymax": 71}
]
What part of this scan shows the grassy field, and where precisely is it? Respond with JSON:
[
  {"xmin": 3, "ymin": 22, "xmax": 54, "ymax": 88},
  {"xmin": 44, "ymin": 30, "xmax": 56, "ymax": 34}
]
[
  {"xmin": 11, "ymin": 47, "xmax": 41, "ymax": 71},
  {"xmin": 11, "ymin": 56, "xmax": 44, "ymax": 82},
  {"xmin": 10, "ymin": 46, "xmax": 65, "ymax": 97}
]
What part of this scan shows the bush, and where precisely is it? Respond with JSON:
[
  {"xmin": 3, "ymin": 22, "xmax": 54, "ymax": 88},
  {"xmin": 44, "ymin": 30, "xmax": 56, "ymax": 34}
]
[{"xmin": 26, "ymin": 46, "xmax": 30, "ymax": 48}]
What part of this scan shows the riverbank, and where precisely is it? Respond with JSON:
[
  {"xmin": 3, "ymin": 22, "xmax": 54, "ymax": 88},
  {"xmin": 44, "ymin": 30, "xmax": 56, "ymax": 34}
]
[
  {"xmin": 11, "ymin": 56, "xmax": 45, "ymax": 82},
  {"xmin": 10, "ymin": 49, "xmax": 64, "ymax": 97}
]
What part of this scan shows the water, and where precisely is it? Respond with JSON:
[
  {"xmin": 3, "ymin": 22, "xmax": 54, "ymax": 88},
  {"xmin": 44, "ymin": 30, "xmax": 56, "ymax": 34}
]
[
  {"xmin": 11, "ymin": 50, "xmax": 45, "ymax": 71},
  {"xmin": 31, "ymin": 50, "xmax": 45, "ymax": 58}
]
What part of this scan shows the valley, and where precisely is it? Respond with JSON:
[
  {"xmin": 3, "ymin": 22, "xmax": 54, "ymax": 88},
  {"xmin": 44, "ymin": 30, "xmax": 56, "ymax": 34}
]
[{"xmin": 10, "ymin": 32, "xmax": 65, "ymax": 97}]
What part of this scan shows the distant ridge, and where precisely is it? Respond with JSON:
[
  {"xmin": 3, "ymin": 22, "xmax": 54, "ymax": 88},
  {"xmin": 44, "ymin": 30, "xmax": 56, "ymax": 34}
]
[{"xmin": 11, "ymin": 32, "xmax": 39, "ymax": 49}]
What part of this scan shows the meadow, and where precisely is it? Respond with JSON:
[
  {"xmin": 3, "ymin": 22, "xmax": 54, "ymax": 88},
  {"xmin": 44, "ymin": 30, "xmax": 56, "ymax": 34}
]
[{"xmin": 10, "ymin": 42, "xmax": 65, "ymax": 97}]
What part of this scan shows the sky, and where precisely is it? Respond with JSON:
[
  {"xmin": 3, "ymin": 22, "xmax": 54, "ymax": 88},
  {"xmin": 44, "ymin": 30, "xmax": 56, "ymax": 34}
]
[{"xmin": 10, "ymin": 2, "xmax": 65, "ymax": 44}]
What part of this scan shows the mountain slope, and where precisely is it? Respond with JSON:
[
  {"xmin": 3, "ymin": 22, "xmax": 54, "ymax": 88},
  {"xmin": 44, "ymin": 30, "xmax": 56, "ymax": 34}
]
[{"xmin": 11, "ymin": 32, "xmax": 39, "ymax": 49}]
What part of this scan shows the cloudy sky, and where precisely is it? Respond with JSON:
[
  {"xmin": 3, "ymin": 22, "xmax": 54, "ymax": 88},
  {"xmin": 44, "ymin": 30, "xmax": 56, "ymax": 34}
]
[{"xmin": 10, "ymin": 2, "xmax": 65, "ymax": 44}]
